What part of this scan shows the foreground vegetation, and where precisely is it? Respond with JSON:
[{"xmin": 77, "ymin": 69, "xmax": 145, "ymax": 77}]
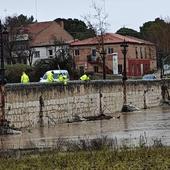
[{"xmin": 0, "ymin": 146, "xmax": 169, "ymax": 169}]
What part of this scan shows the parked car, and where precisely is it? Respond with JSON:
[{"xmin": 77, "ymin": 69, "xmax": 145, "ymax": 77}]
[
  {"xmin": 142, "ymin": 74, "xmax": 157, "ymax": 80},
  {"xmin": 40, "ymin": 70, "xmax": 69, "ymax": 82}
]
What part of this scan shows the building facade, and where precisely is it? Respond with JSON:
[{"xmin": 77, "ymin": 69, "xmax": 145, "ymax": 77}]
[
  {"xmin": 7, "ymin": 21, "xmax": 74, "ymax": 65},
  {"xmin": 71, "ymin": 33, "xmax": 157, "ymax": 77},
  {"xmin": 27, "ymin": 21, "xmax": 73, "ymax": 64}
]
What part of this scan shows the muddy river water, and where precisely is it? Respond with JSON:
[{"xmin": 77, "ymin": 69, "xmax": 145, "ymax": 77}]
[{"xmin": 0, "ymin": 106, "xmax": 170, "ymax": 149}]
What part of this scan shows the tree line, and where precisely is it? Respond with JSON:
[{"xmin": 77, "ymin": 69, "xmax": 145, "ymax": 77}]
[{"xmin": 116, "ymin": 17, "xmax": 170, "ymax": 66}]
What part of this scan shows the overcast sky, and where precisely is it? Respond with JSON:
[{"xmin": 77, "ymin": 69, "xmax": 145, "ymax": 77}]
[{"xmin": 0, "ymin": 0, "xmax": 170, "ymax": 32}]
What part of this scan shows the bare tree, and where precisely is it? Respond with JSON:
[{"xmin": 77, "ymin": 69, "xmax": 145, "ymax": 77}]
[
  {"xmin": 4, "ymin": 14, "xmax": 35, "ymax": 64},
  {"xmin": 83, "ymin": 1, "xmax": 109, "ymax": 79},
  {"xmin": 53, "ymin": 38, "xmax": 70, "ymax": 61},
  {"xmin": 7, "ymin": 30, "xmax": 33, "ymax": 65},
  {"xmin": 5, "ymin": 25, "xmax": 19, "ymax": 64},
  {"xmin": 52, "ymin": 37, "xmax": 76, "ymax": 75},
  {"xmin": 27, "ymin": 48, "xmax": 35, "ymax": 66}
]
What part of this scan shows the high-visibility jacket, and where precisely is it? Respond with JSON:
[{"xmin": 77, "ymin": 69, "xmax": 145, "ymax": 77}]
[
  {"xmin": 47, "ymin": 71, "xmax": 54, "ymax": 82},
  {"xmin": 58, "ymin": 74, "xmax": 64, "ymax": 82},
  {"xmin": 21, "ymin": 72, "xmax": 30, "ymax": 83},
  {"xmin": 59, "ymin": 74, "xmax": 68, "ymax": 85},
  {"xmin": 80, "ymin": 74, "xmax": 90, "ymax": 81},
  {"xmin": 63, "ymin": 75, "xmax": 68, "ymax": 85}
]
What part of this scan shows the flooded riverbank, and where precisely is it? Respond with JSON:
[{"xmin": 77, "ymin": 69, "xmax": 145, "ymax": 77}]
[{"xmin": 0, "ymin": 106, "xmax": 170, "ymax": 149}]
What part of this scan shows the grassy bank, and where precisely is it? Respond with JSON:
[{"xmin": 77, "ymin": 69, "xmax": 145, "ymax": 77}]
[{"xmin": 0, "ymin": 146, "xmax": 169, "ymax": 170}]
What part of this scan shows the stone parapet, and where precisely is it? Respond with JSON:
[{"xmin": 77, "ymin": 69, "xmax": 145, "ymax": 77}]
[{"xmin": 4, "ymin": 79, "xmax": 165, "ymax": 128}]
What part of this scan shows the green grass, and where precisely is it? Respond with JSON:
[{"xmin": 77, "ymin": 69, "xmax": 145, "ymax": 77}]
[{"xmin": 0, "ymin": 147, "xmax": 169, "ymax": 170}]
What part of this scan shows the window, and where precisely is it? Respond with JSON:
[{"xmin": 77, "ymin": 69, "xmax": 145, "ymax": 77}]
[
  {"xmin": 79, "ymin": 66, "xmax": 84, "ymax": 75},
  {"xmin": 94, "ymin": 66, "xmax": 98, "ymax": 72},
  {"xmin": 34, "ymin": 51, "xmax": 40, "ymax": 58},
  {"xmin": 118, "ymin": 64, "xmax": 122, "ymax": 74},
  {"xmin": 91, "ymin": 49, "xmax": 97, "ymax": 61},
  {"xmin": 74, "ymin": 49, "xmax": 80, "ymax": 56},
  {"xmin": 48, "ymin": 49, "xmax": 53, "ymax": 56},
  {"xmin": 140, "ymin": 47, "xmax": 143, "ymax": 59},
  {"xmin": 107, "ymin": 47, "xmax": 113, "ymax": 54},
  {"xmin": 135, "ymin": 47, "xmax": 138, "ymax": 58},
  {"xmin": 130, "ymin": 64, "xmax": 134, "ymax": 76},
  {"xmin": 145, "ymin": 48, "xmax": 147, "ymax": 59},
  {"xmin": 92, "ymin": 49, "xmax": 96, "ymax": 56},
  {"xmin": 149, "ymin": 47, "xmax": 152, "ymax": 59}
]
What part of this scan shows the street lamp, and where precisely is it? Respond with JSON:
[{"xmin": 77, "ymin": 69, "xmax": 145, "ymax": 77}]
[
  {"xmin": 0, "ymin": 20, "xmax": 8, "ymax": 126},
  {"xmin": 100, "ymin": 33, "xmax": 106, "ymax": 80},
  {"xmin": 120, "ymin": 39, "xmax": 128, "ymax": 112}
]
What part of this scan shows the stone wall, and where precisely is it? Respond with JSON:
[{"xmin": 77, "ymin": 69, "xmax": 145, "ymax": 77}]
[{"xmin": 4, "ymin": 80, "xmax": 163, "ymax": 128}]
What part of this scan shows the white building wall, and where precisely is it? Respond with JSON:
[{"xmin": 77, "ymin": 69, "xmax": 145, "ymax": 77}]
[
  {"xmin": 32, "ymin": 47, "xmax": 55, "ymax": 64},
  {"xmin": 32, "ymin": 45, "xmax": 69, "ymax": 64}
]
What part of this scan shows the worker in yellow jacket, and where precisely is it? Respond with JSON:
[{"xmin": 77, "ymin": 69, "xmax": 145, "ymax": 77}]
[
  {"xmin": 80, "ymin": 74, "xmax": 90, "ymax": 81},
  {"xmin": 58, "ymin": 73, "xmax": 68, "ymax": 85},
  {"xmin": 21, "ymin": 72, "xmax": 30, "ymax": 83},
  {"xmin": 47, "ymin": 71, "xmax": 54, "ymax": 83}
]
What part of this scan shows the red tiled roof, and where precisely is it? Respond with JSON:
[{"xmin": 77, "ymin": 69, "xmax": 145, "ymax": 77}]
[
  {"xmin": 26, "ymin": 21, "xmax": 51, "ymax": 35},
  {"xmin": 125, "ymin": 35, "xmax": 154, "ymax": 45},
  {"xmin": 71, "ymin": 33, "xmax": 154, "ymax": 46},
  {"xmin": 25, "ymin": 21, "xmax": 73, "ymax": 47}
]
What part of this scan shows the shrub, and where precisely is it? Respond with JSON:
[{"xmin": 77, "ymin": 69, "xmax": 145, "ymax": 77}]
[{"xmin": 5, "ymin": 64, "xmax": 33, "ymax": 83}]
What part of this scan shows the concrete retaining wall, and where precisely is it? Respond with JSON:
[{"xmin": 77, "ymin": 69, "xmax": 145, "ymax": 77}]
[{"xmin": 4, "ymin": 80, "xmax": 164, "ymax": 128}]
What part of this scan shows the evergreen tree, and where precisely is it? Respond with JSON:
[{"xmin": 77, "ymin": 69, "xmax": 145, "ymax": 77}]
[
  {"xmin": 55, "ymin": 18, "xmax": 95, "ymax": 40},
  {"xmin": 116, "ymin": 27, "xmax": 141, "ymax": 38}
]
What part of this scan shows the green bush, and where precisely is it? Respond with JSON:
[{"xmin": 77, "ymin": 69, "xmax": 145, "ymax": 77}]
[
  {"xmin": 33, "ymin": 59, "xmax": 56, "ymax": 82},
  {"xmin": 5, "ymin": 64, "xmax": 33, "ymax": 83},
  {"xmin": 4, "ymin": 58, "xmax": 80, "ymax": 83},
  {"xmin": 33, "ymin": 59, "xmax": 80, "ymax": 81},
  {"xmin": 5, "ymin": 63, "xmax": 50, "ymax": 83}
]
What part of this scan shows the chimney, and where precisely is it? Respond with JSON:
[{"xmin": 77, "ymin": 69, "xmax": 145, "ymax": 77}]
[{"xmin": 57, "ymin": 20, "xmax": 64, "ymax": 29}]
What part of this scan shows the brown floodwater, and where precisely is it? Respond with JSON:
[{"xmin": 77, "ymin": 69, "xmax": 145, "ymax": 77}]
[{"xmin": 0, "ymin": 106, "xmax": 170, "ymax": 149}]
